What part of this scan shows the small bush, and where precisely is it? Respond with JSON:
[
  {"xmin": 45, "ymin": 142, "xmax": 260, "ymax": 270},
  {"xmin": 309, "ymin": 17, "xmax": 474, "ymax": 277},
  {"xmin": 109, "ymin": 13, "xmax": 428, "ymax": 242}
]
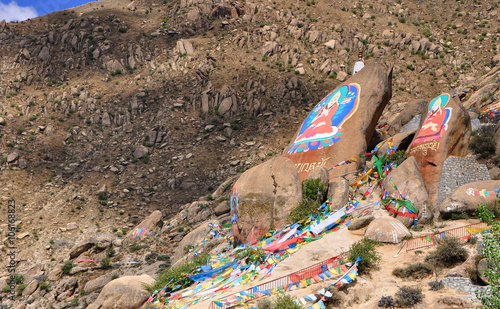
[
  {"xmin": 39, "ymin": 281, "xmax": 50, "ymax": 291},
  {"xmin": 288, "ymin": 198, "xmax": 320, "ymax": 223},
  {"xmin": 392, "ymin": 263, "xmax": 434, "ymax": 279},
  {"xmin": 288, "ymin": 178, "xmax": 327, "ymax": 223},
  {"xmin": 62, "ymin": 261, "xmax": 75, "ymax": 275},
  {"xmin": 273, "ymin": 294, "xmax": 301, "ymax": 309},
  {"xmin": 378, "ymin": 295, "xmax": 396, "ymax": 307},
  {"xmin": 387, "ymin": 150, "xmax": 407, "ymax": 166},
  {"xmin": 257, "ymin": 298, "xmax": 272, "ymax": 309},
  {"xmin": 16, "ymin": 283, "xmax": 27, "ymax": 296},
  {"xmin": 100, "ymin": 257, "xmax": 112, "ymax": 269},
  {"xmin": 425, "ymin": 237, "xmax": 468, "ymax": 268},
  {"xmin": 147, "ymin": 253, "xmax": 210, "ymax": 293},
  {"xmin": 395, "ymin": 286, "xmax": 424, "ymax": 307},
  {"xmin": 469, "ymin": 128, "xmax": 496, "ymax": 159},
  {"xmin": 428, "ymin": 280, "xmax": 444, "ymax": 291},
  {"xmin": 348, "ymin": 238, "xmax": 381, "ymax": 273}
]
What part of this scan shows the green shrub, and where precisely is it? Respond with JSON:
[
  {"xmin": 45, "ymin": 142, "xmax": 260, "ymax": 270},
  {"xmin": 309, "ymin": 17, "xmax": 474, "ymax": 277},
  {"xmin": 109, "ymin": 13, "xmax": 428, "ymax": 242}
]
[
  {"xmin": 470, "ymin": 128, "xmax": 496, "ymax": 159},
  {"xmin": 147, "ymin": 253, "xmax": 210, "ymax": 293},
  {"xmin": 387, "ymin": 150, "xmax": 407, "ymax": 166},
  {"xmin": 16, "ymin": 283, "xmax": 27, "ymax": 296},
  {"xmin": 425, "ymin": 237, "xmax": 468, "ymax": 268},
  {"xmin": 39, "ymin": 281, "xmax": 50, "ymax": 291},
  {"xmin": 257, "ymin": 298, "xmax": 272, "ymax": 309},
  {"xmin": 347, "ymin": 238, "xmax": 381, "ymax": 273},
  {"xmin": 273, "ymin": 294, "xmax": 301, "ymax": 309},
  {"xmin": 395, "ymin": 286, "xmax": 423, "ymax": 307},
  {"xmin": 62, "ymin": 261, "xmax": 75, "ymax": 275},
  {"xmin": 392, "ymin": 263, "xmax": 434, "ymax": 279},
  {"xmin": 100, "ymin": 257, "xmax": 112, "ymax": 269},
  {"xmin": 288, "ymin": 178, "xmax": 327, "ymax": 223},
  {"xmin": 428, "ymin": 280, "xmax": 444, "ymax": 291},
  {"xmin": 302, "ymin": 178, "xmax": 327, "ymax": 201},
  {"xmin": 288, "ymin": 198, "xmax": 320, "ymax": 223}
]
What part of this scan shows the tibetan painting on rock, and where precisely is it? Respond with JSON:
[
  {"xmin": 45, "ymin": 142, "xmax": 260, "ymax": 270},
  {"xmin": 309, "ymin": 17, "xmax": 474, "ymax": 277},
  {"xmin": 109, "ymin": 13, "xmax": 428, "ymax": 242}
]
[{"xmin": 286, "ymin": 83, "xmax": 360, "ymax": 154}]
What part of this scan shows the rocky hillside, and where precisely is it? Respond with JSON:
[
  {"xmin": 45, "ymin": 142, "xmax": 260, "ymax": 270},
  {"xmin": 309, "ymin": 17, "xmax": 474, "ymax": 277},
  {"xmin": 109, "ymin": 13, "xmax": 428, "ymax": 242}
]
[{"xmin": 0, "ymin": 0, "xmax": 499, "ymax": 307}]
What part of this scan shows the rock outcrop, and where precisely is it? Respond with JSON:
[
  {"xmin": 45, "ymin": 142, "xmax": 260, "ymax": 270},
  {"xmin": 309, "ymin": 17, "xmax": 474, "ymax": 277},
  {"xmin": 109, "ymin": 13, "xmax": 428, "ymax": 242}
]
[
  {"xmin": 439, "ymin": 180, "xmax": 500, "ymax": 216},
  {"xmin": 233, "ymin": 157, "xmax": 302, "ymax": 243},
  {"xmin": 283, "ymin": 62, "xmax": 392, "ymax": 182},
  {"xmin": 87, "ymin": 275, "xmax": 154, "ymax": 309},
  {"xmin": 365, "ymin": 216, "xmax": 411, "ymax": 243},
  {"xmin": 408, "ymin": 93, "xmax": 471, "ymax": 207},
  {"xmin": 383, "ymin": 156, "xmax": 431, "ymax": 225}
]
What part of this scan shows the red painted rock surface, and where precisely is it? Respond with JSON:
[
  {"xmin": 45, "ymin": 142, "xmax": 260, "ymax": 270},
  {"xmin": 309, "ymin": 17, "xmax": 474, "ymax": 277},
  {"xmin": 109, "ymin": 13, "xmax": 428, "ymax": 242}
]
[
  {"xmin": 283, "ymin": 62, "xmax": 392, "ymax": 182},
  {"xmin": 408, "ymin": 93, "xmax": 471, "ymax": 206}
]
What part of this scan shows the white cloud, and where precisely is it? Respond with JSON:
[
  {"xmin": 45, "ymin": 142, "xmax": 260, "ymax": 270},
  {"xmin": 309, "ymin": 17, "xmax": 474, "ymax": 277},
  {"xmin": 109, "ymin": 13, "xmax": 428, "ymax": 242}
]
[{"xmin": 0, "ymin": 1, "xmax": 38, "ymax": 22}]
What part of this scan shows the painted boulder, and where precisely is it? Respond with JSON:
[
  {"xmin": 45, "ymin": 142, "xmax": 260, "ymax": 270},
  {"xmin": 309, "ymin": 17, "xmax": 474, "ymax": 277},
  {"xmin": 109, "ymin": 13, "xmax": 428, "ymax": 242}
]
[
  {"xmin": 283, "ymin": 62, "xmax": 392, "ymax": 182},
  {"xmin": 232, "ymin": 157, "xmax": 302, "ymax": 244},
  {"xmin": 408, "ymin": 93, "xmax": 471, "ymax": 207},
  {"xmin": 439, "ymin": 180, "xmax": 500, "ymax": 216}
]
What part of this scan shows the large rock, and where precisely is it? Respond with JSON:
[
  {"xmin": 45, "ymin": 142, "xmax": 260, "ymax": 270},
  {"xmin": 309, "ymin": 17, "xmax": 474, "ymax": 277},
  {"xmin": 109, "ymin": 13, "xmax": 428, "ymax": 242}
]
[
  {"xmin": 87, "ymin": 275, "xmax": 154, "ymax": 309},
  {"xmin": 365, "ymin": 216, "xmax": 411, "ymax": 243},
  {"xmin": 69, "ymin": 238, "xmax": 96, "ymax": 259},
  {"xmin": 84, "ymin": 272, "xmax": 116, "ymax": 293},
  {"xmin": 172, "ymin": 220, "xmax": 218, "ymax": 264},
  {"xmin": 463, "ymin": 83, "xmax": 499, "ymax": 110},
  {"xmin": 126, "ymin": 210, "xmax": 163, "ymax": 239},
  {"xmin": 383, "ymin": 156, "xmax": 431, "ymax": 225},
  {"xmin": 408, "ymin": 93, "xmax": 471, "ymax": 206},
  {"xmin": 387, "ymin": 99, "xmax": 428, "ymax": 135},
  {"xmin": 283, "ymin": 62, "xmax": 392, "ymax": 181},
  {"xmin": 233, "ymin": 156, "xmax": 302, "ymax": 243},
  {"xmin": 439, "ymin": 180, "xmax": 500, "ymax": 216}
]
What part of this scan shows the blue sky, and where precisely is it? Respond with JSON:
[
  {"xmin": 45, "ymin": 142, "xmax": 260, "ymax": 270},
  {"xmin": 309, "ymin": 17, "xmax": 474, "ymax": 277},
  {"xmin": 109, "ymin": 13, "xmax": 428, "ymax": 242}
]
[{"xmin": 0, "ymin": 0, "xmax": 96, "ymax": 22}]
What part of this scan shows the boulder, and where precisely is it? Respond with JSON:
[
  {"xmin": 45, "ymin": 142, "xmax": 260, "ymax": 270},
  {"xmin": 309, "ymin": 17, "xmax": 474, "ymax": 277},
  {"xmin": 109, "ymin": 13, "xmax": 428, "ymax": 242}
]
[
  {"xmin": 383, "ymin": 156, "xmax": 431, "ymax": 224},
  {"xmin": 365, "ymin": 216, "xmax": 411, "ymax": 243},
  {"xmin": 477, "ymin": 258, "xmax": 490, "ymax": 285},
  {"xmin": 7, "ymin": 152, "xmax": 19, "ymax": 163},
  {"xmin": 233, "ymin": 156, "xmax": 302, "ymax": 243},
  {"xmin": 328, "ymin": 179, "xmax": 349, "ymax": 210},
  {"xmin": 172, "ymin": 220, "xmax": 218, "ymax": 264},
  {"xmin": 69, "ymin": 238, "xmax": 96, "ymax": 259},
  {"xmin": 84, "ymin": 272, "xmax": 116, "ymax": 293},
  {"xmin": 283, "ymin": 62, "xmax": 392, "ymax": 181},
  {"xmin": 387, "ymin": 99, "xmax": 428, "ymax": 135},
  {"xmin": 463, "ymin": 83, "xmax": 499, "ymax": 110},
  {"xmin": 347, "ymin": 215, "xmax": 374, "ymax": 230},
  {"xmin": 408, "ymin": 93, "xmax": 471, "ymax": 206},
  {"xmin": 133, "ymin": 145, "xmax": 149, "ymax": 159},
  {"xmin": 86, "ymin": 275, "xmax": 154, "ymax": 309},
  {"xmin": 214, "ymin": 200, "xmax": 230, "ymax": 216},
  {"xmin": 126, "ymin": 210, "xmax": 163, "ymax": 239},
  {"xmin": 439, "ymin": 180, "xmax": 500, "ymax": 216}
]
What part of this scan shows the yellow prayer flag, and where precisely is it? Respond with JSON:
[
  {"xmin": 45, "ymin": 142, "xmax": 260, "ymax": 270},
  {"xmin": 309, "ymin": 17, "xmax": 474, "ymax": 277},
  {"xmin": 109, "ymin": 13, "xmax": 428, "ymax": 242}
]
[
  {"xmin": 465, "ymin": 226, "xmax": 490, "ymax": 235},
  {"xmin": 300, "ymin": 279, "xmax": 309, "ymax": 287}
]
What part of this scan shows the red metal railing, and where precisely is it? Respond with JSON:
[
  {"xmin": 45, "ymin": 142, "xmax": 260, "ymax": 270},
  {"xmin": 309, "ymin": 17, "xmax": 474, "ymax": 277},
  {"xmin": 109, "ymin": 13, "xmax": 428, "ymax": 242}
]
[
  {"xmin": 399, "ymin": 222, "xmax": 490, "ymax": 253},
  {"xmin": 208, "ymin": 254, "xmax": 345, "ymax": 309}
]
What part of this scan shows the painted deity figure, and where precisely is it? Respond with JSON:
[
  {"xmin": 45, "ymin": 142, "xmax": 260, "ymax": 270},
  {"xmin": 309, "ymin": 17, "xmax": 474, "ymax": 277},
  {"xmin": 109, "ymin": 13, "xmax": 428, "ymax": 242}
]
[
  {"xmin": 411, "ymin": 94, "xmax": 452, "ymax": 146},
  {"xmin": 286, "ymin": 83, "xmax": 360, "ymax": 153}
]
